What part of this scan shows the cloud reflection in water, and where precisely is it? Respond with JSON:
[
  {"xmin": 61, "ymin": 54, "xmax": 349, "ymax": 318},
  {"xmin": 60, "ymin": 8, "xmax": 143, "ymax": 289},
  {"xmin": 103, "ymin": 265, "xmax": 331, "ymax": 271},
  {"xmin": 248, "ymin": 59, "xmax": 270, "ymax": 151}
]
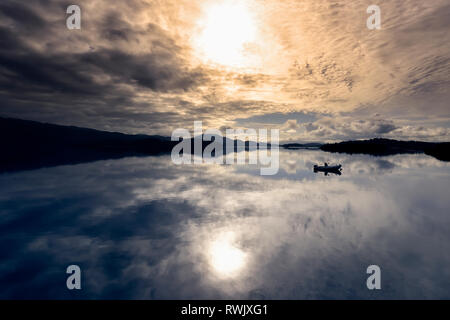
[{"xmin": 0, "ymin": 150, "xmax": 449, "ymax": 299}]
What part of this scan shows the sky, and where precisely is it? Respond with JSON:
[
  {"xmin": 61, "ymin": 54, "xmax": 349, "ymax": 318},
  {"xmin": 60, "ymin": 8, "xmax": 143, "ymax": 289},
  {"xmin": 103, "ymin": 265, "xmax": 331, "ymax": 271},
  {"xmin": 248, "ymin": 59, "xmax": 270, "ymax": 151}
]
[{"xmin": 0, "ymin": 0, "xmax": 449, "ymax": 142}]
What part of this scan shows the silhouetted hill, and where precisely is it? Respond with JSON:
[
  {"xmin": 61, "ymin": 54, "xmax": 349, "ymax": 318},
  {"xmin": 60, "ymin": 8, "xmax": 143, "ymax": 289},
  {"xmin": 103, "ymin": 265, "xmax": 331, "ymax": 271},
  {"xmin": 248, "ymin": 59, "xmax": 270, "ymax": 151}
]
[
  {"xmin": 0, "ymin": 117, "xmax": 267, "ymax": 173},
  {"xmin": 320, "ymin": 138, "xmax": 450, "ymax": 161},
  {"xmin": 0, "ymin": 117, "xmax": 179, "ymax": 172}
]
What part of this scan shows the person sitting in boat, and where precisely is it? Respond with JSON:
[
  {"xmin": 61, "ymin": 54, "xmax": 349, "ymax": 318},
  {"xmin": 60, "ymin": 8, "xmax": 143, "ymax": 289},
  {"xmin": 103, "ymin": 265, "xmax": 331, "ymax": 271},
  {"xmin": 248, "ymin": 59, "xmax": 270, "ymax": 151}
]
[{"xmin": 324, "ymin": 162, "xmax": 328, "ymax": 167}]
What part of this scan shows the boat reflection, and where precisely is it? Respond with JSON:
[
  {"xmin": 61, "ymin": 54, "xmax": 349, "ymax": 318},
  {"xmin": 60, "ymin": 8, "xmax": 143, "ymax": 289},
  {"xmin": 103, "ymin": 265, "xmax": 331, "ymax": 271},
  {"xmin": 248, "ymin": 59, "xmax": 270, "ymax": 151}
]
[{"xmin": 313, "ymin": 163, "xmax": 342, "ymax": 176}]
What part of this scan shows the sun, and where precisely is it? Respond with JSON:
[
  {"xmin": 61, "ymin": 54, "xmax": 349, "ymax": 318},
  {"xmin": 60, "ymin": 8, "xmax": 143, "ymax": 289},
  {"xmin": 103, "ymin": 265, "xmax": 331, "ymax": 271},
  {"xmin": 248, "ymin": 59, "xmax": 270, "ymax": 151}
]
[{"xmin": 194, "ymin": 1, "xmax": 257, "ymax": 68}]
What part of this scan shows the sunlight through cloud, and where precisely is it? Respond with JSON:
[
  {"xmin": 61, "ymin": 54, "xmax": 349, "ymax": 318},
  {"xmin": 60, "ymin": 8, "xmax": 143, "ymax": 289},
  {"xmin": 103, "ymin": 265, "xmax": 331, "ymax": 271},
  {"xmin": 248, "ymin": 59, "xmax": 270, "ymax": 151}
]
[{"xmin": 194, "ymin": 1, "xmax": 258, "ymax": 68}]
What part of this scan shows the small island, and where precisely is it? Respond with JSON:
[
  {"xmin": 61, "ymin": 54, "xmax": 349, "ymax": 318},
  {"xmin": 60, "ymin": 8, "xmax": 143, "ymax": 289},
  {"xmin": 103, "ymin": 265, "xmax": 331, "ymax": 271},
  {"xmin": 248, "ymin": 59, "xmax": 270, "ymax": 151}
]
[{"xmin": 320, "ymin": 138, "xmax": 450, "ymax": 161}]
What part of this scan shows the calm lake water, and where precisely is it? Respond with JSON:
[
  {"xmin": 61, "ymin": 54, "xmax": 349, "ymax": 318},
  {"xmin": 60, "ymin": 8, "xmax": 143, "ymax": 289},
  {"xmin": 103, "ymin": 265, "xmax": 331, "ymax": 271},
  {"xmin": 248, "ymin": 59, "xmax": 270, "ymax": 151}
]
[{"xmin": 1, "ymin": 150, "xmax": 450, "ymax": 299}]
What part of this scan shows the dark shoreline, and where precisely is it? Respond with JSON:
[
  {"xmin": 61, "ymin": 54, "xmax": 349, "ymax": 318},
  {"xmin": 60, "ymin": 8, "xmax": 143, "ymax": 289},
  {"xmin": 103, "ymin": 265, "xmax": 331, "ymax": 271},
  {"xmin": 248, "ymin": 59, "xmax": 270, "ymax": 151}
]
[
  {"xmin": 1, "ymin": 117, "xmax": 449, "ymax": 173},
  {"xmin": 0, "ymin": 117, "xmax": 266, "ymax": 173},
  {"xmin": 320, "ymin": 138, "xmax": 450, "ymax": 162}
]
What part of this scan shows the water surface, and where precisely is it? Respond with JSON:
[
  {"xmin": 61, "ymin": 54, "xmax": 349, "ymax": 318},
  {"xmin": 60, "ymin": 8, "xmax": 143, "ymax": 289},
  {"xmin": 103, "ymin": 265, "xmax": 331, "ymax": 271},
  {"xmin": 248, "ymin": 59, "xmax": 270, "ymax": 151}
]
[{"xmin": 1, "ymin": 150, "xmax": 449, "ymax": 299}]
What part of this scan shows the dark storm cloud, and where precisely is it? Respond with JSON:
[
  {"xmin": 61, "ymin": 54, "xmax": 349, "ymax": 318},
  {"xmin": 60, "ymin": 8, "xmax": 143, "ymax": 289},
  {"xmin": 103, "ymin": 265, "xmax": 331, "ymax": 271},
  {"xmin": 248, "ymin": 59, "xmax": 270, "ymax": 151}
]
[
  {"xmin": 0, "ymin": 0, "xmax": 207, "ymax": 131},
  {"xmin": 0, "ymin": 19, "xmax": 204, "ymax": 93},
  {"xmin": 0, "ymin": 34, "xmax": 103, "ymax": 96},
  {"xmin": 0, "ymin": 2, "xmax": 47, "ymax": 31}
]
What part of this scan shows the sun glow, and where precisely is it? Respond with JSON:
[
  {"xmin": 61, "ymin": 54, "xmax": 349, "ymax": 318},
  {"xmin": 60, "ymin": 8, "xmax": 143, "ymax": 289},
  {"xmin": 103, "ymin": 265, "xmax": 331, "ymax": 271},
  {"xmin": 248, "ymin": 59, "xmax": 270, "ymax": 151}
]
[
  {"xmin": 209, "ymin": 232, "xmax": 247, "ymax": 277},
  {"xmin": 194, "ymin": 1, "xmax": 258, "ymax": 68}
]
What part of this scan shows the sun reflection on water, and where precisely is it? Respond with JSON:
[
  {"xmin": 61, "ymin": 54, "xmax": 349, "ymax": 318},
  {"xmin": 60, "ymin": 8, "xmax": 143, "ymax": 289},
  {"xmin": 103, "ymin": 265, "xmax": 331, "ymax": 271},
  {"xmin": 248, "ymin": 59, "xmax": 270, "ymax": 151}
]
[{"xmin": 209, "ymin": 232, "xmax": 247, "ymax": 277}]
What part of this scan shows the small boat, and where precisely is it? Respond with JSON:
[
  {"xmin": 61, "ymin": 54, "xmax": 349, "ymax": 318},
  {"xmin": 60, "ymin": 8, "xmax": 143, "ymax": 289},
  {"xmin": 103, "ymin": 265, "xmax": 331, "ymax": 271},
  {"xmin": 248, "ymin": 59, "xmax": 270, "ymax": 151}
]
[
  {"xmin": 313, "ymin": 164, "xmax": 342, "ymax": 171},
  {"xmin": 313, "ymin": 163, "xmax": 342, "ymax": 175}
]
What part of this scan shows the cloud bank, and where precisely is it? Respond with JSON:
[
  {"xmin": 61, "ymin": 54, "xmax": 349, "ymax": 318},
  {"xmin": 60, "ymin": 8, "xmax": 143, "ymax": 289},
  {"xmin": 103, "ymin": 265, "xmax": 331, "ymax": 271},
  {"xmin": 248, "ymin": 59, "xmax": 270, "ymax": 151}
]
[{"xmin": 0, "ymin": 0, "xmax": 448, "ymax": 141}]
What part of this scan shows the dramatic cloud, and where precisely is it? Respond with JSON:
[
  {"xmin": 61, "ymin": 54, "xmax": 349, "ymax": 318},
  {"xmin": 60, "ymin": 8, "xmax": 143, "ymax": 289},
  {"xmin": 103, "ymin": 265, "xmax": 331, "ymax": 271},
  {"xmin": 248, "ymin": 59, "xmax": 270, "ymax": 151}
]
[
  {"xmin": 0, "ymin": 0, "xmax": 448, "ymax": 140},
  {"xmin": 0, "ymin": 0, "xmax": 209, "ymax": 132},
  {"xmin": 278, "ymin": 115, "xmax": 450, "ymax": 142}
]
